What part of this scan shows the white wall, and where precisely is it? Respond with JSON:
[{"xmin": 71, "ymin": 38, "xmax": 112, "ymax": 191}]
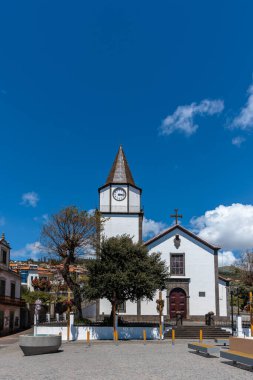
[
  {"xmin": 37, "ymin": 325, "xmax": 160, "ymax": 341},
  {"xmin": 141, "ymin": 290, "xmax": 167, "ymax": 316},
  {"xmin": 146, "ymin": 228, "xmax": 217, "ymax": 316},
  {"xmin": 27, "ymin": 271, "xmax": 39, "ymax": 291},
  {"xmin": 99, "ymin": 186, "xmax": 110, "ymax": 212},
  {"xmin": 129, "ymin": 186, "xmax": 141, "ymax": 212},
  {"xmin": 100, "ymin": 299, "xmax": 140, "ymax": 316},
  {"xmin": 219, "ymin": 280, "xmax": 228, "ymax": 317},
  {"xmin": 102, "ymin": 214, "xmax": 140, "ymax": 242}
]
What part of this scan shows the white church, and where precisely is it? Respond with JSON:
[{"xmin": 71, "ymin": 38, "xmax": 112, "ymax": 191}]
[{"xmin": 97, "ymin": 146, "xmax": 229, "ymax": 322}]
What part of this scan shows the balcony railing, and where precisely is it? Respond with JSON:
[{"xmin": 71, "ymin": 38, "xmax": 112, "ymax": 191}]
[
  {"xmin": 100, "ymin": 205, "xmax": 141, "ymax": 213},
  {"xmin": 0, "ymin": 295, "xmax": 26, "ymax": 307}
]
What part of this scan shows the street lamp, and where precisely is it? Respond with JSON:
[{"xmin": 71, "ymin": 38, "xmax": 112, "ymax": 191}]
[{"xmin": 236, "ymin": 287, "xmax": 240, "ymax": 316}]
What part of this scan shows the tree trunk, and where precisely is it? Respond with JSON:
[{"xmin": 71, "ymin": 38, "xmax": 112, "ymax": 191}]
[
  {"xmin": 61, "ymin": 256, "xmax": 83, "ymax": 319},
  {"xmin": 111, "ymin": 291, "xmax": 117, "ymax": 332},
  {"xmin": 113, "ymin": 301, "xmax": 116, "ymax": 332}
]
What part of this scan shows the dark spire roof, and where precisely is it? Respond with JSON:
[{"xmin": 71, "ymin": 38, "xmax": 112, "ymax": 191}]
[{"xmin": 105, "ymin": 146, "xmax": 136, "ymax": 186}]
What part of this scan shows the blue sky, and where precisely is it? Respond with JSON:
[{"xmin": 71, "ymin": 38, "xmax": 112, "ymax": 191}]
[{"xmin": 1, "ymin": 1, "xmax": 253, "ymax": 264}]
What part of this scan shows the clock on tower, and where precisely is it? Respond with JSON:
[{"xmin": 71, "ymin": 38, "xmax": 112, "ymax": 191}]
[{"xmin": 98, "ymin": 146, "xmax": 143, "ymax": 243}]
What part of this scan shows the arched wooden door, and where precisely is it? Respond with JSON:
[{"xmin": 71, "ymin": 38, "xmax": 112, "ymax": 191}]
[{"xmin": 169, "ymin": 288, "xmax": 187, "ymax": 319}]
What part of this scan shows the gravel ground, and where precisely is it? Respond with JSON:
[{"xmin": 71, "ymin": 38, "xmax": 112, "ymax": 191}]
[{"xmin": 0, "ymin": 340, "xmax": 252, "ymax": 380}]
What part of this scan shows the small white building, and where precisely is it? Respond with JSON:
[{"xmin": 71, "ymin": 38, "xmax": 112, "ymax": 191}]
[
  {"xmin": 97, "ymin": 146, "xmax": 229, "ymax": 321},
  {"xmin": 0, "ymin": 234, "xmax": 22, "ymax": 335}
]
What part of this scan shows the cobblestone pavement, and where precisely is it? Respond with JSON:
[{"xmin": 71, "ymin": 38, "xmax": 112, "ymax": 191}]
[{"xmin": 0, "ymin": 340, "xmax": 252, "ymax": 380}]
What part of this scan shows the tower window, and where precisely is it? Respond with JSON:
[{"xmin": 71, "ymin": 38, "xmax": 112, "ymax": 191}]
[{"xmin": 1, "ymin": 249, "xmax": 7, "ymax": 264}]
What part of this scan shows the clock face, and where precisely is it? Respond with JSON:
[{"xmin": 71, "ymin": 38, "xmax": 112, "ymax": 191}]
[{"xmin": 113, "ymin": 187, "xmax": 126, "ymax": 201}]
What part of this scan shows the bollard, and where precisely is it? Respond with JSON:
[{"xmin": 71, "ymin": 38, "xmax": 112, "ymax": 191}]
[
  {"xmin": 143, "ymin": 329, "xmax": 147, "ymax": 344},
  {"xmin": 114, "ymin": 330, "xmax": 118, "ymax": 345},
  {"xmin": 199, "ymin": 329, "xmax": 203, "ymax": 343},
  {"xmin": 159, "ymin": 324, "xmax": 163, "ymax": 340},
  {"xmin": 34, "ymin": 314, "xmax": 37, "ymax": 337},
  {"xmin": 67, "ymin": 315, "xmax": 70, "ymax": 342},
  {"xmin": 172, "ymin": 329, "xmax": 175, "ymax": 345},
  {"xmin": 87, "ymin": 330, "xmax": 90, "ymax": 346}
]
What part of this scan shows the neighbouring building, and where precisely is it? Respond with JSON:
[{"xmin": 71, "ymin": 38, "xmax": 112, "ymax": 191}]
[
  {"xmin": 0, "ymin": 234, "xmax": 23, "ymax": 335},
  {"xmin": 97, "ymin": 146, "xmax": 229, "ymax": 322}
]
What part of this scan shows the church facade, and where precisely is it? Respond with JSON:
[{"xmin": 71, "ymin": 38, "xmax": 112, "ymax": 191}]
[{"xmin": 97, "ymin": 146, "xmax": 229, "ymax": 321}]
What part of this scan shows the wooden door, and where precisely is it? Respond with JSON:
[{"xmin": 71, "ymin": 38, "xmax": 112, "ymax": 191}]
[{"xmin": 169, "ymin": 288, "xmax": 186, "ymax": 319}]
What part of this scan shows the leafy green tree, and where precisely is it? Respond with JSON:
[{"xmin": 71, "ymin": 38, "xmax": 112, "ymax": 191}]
[
  {"xmin": 21, "ymin": 288, "xmax": 54, "ymax": 305},
  {"xmin": 85, "ymin": 235, "xmax": 169, "ymax": 330},
  {"xmin": 41, "ymin": 206, "xmax": 102, "ymax": 319}
]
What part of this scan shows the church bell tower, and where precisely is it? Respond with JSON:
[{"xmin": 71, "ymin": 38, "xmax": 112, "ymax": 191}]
[{"xmin": 98, "ymin": 146, "xmax": 143, "ymax": 242}]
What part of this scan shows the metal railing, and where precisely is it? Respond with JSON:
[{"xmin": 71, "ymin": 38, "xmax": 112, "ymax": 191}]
[{"xmin": 100, "ymin": 205, "xmax": 141, "ymax": 213}]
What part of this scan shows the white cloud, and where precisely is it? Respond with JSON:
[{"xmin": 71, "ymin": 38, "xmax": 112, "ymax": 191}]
[
  {"xmin": 191, "ymin": 203, "xmax": 253, "ymax": 251},
  {"xmin": 232, "ymin": 136, "xmax": 245, "ymax": 147},
  {"xmin": 0, "ymin": 216, "xmax": 5, "ymax": 227},
  {"xmin": 33, "ymin": 214, "xmax": 48, "ymax": 223},
  {"xmin": 143, "ymin": 217, "xmax": 167, "ymax": 239},
  {"xmin": 21, "ymin": 192, "xmax": 39, "ymax": 207},
  {"xmin": 231, "ymin": 82, "xmax": 253, "ymax": 130},
  {"xmin": 218, "ymin": 251, "xmax": 238, "ymax": 267},
  {"xmin": 160, "ymin": 99, "xmax": 224, "ymax": 136},
  {"xmin": 11, "ymin": 241, "xmax": 45, "ymax": 260}
]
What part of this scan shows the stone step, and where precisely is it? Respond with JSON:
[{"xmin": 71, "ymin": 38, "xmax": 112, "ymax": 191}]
[{"xmin": 164, "ymin": 326, "xmax": 231, "ymax": 339}]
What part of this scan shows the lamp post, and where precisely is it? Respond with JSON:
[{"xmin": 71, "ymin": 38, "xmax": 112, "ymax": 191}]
[
  {"xmin": 236, "ymin": 288, "xmax": 240, "ymax": 316},
  {"xmin": 230, "ymin": 290, "xmax": 234, "ymax": 336},
  {"xmin": 67, "ymin": 287, "xmax": 71, "ymax": 342}
]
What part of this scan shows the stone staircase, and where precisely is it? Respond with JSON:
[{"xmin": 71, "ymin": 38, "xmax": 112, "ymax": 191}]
[{"xmin": 164, "ymin": 325, "xmax": 231, "ymax": 339}]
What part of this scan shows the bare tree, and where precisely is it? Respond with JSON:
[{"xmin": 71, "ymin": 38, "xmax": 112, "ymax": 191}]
[
  {"xmin": 240, "ymin": 251, "xmax": 253, "ymax": 287},
  {"xmin": 41, "ymin": 206, "xmax": 102, "ymax": 319}
]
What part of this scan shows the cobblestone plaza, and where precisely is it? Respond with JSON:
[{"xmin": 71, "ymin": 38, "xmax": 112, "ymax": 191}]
[{"xmin": 0, "ymin": 340, "xmax": 252, "ymax": 380}]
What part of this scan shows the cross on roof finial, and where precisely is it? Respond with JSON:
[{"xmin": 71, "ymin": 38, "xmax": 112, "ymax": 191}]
[{"xmin": 170, "ymin": 209, "xmax": 183, "ymax": 225}]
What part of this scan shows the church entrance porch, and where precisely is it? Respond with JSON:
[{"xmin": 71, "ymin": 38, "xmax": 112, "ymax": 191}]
[
  {"xmin": 166, "ymin": 279, "xmax": 190, "ymax": 320},
  {"xmin": 169, "ymin": 288, "xmax": 187, "ymax": 319}
]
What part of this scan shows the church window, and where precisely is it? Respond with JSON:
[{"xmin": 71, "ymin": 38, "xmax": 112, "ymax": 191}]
[
  {"xmin": 199, "ymin": 292, "xmax": 206, "ymax": 297},
  {"xmin": 170, "ymin": 254, "xmax": 185, "ymax": 275}
]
